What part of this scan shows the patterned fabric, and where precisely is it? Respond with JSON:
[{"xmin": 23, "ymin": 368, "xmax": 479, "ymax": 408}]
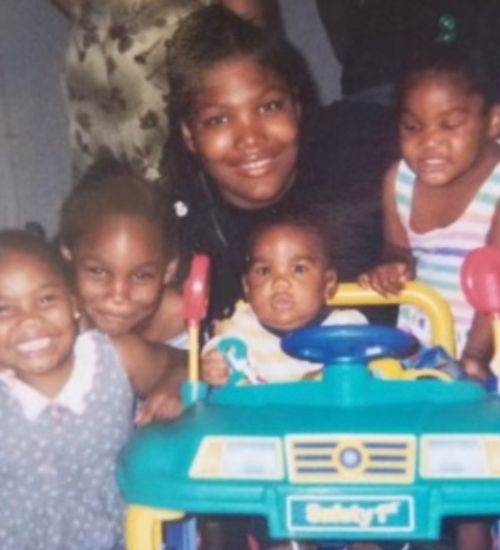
[
  {"xmin": 203, "ymin": 301, "xmax": 368, "ymax": 383},
  {"xmin": 0, "ymin": 330, "xmax": 135, "ymax": 550},
  {"xmin": 63, "ymin": 0, "xmax": 212, "ymax": 182},
  {"xmin": 394, "ymin": 160, "xmax": 500, "ymax": 354}
]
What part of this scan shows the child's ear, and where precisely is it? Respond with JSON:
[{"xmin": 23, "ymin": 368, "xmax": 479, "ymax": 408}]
[
  {"xmin": 60, "ymin": 245, "xmax": 73, "ymax": 262},
  {"xmin": 488, "ymin": 104, "xmax": 500, "ymax": 139},
  {"xmin": 163, "ymin": 257, "xmax": 179, "ymax": 285},
  {"xmin": 181, "ymin": 121, "xmax": 197, "ymax": 153},
  {"xmin": 324, "ymin": 269, "xmax": 338, "ymax": 301}
]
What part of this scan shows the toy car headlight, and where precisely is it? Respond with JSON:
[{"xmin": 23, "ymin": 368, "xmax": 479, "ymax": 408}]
[
  {"xmin": 190, "ymin": 437, "xmax": 284, "ymax": 480},
  {"xmin": 420, "ymin": 435, "xmax": 500, "ymax": 478}
]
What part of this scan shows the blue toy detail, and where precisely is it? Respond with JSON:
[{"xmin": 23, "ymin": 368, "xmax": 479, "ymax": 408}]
[
  {"xmin": 118, "ymin": 281, "xmax": 500, "ymax": 550},
  {"xmin": 217, "ymin": 337, "xmax": 259, "ymax": 385},
  {"xmin": 282, "ymin": 325, "xmax": 418, "ymax": 365}
]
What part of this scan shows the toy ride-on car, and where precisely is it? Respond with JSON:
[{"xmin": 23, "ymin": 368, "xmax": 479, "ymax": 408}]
[{"xmin": 117, "ymin": 270, "xmax": 500, "ymax": 550}]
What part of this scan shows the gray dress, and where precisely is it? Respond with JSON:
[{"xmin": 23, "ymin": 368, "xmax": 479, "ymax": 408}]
[{"xmin": 0, "ymin": 330, "xmax": 135, "ymax": 550}]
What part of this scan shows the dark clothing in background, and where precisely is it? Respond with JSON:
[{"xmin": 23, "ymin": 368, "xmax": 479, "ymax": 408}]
[
  {"xmin": 316, "ymin": 0, "xmax": 500, "ymax": 99},
  {"xmin": 316, "ymin": 0, "xmax": 409, "ymax": 97}
]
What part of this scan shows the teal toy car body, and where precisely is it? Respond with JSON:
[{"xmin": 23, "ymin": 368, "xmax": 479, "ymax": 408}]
[{"xmin": 117, "ymin": 283, "xmax": 500, "ymax": 549}]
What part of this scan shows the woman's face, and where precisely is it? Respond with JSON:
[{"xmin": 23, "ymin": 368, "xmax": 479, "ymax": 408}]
[{"xmin": 182, "ymin": 56, "xmax": 301, "ymax": 210}]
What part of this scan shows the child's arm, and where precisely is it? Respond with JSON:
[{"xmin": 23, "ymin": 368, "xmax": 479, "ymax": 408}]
[
  {"xmin": 200, "ymin": 304, "xmax": 251, "ymax": 386},
  {"xmin": 461, "ymin": 315, "xmax": 493, "ymax": 382},
  {"xmin": 460, "ymin": 202, "xmax": 500, "ymax": 380},
  {"xmin": 201, "ymin": 338, "xmax": 231, "ymax": 386},
  {"xmin": 359, "ymin": 163, "xmax": 415, "ymax": 295},
  {"xmin": 112, "ymin": 334, "xmax": 186, "ymax": 424},
  {"xmin": 202, "ymin": 349, "xmax": 230, "ymax": 386}
]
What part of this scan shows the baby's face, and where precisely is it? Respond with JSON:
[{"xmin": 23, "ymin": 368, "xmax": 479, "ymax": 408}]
[
  {"xmin": 243, "ymin": 224, "xmax": 336, "ymax": 331},
  {"xmin": 0, "ymin": 252, "xmax": 77, "ymax": 390},
  {"xmin": 69, "ymin": 214, "xmax": 172, "ymax": 337}
]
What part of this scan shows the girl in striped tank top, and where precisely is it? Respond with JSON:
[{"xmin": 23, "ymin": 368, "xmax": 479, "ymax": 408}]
[
  {"xmin": 359, "ymin": 38, "xmax": 500, "ymax": 385},
  {"xmin": 359, "ymin": 36, "xmax": 500, "ymax": 550}
]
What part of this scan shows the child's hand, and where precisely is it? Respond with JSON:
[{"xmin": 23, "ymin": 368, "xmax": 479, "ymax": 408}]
[
  {"xmin": 135, "ymin": 389, "xmax": 183, "ymax": 426},
  {"xmin": 202, "ymin": 349, "xmax": 230, "ymax": 386},
  {"xmin": 460, "ymin": 355, "xmax": 491, "ymax": 384},
  {"xmin": 358, "ymin": 261, "xmax": 413, "ymax": 296}
]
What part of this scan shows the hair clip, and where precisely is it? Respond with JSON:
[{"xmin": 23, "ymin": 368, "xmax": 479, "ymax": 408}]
[{"xmin": 436, "ymin": 14, "xmax": 456, "ymax": 44}]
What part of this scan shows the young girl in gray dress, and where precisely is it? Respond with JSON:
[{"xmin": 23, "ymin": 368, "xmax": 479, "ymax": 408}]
[{"xmin": 0, "ymin": 229, "xmax": 181, "ymax": 550}]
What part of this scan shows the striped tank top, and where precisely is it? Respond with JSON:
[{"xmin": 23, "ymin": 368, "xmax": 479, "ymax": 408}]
[{"xmin": 395, "ymin": 160, "xmax": 500, "ymax": 355}]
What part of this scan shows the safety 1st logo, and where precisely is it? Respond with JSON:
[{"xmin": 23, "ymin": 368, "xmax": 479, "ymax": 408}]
[{"xmin": 288, "ymin": 496, "xmax": 414, "ymax": 533}]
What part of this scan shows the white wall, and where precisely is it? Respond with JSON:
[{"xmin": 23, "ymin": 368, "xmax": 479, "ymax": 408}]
[{"xmin": 0, "ymin": 0, "xmax": 72, "ymax": 236}]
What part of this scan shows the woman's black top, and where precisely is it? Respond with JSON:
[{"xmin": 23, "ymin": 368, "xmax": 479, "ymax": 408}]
[{"xmin": 172, "ymin": 100, "xmax": 399, "ymax": 324}]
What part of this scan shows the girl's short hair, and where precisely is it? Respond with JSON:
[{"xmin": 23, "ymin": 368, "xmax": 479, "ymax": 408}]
[
  {"xmin": 59, "ymin": 157, "xmax": 177, "ymax": 257},
  {"xmin": 397, "ymin": 34, "xmax": 500, "ymax": 110},
  {"xmin": 0, "ymin": 228, "xmax": 72, "ymax": 288},
  {"xmin": 166, "ymin": 5, "xmax": 305, "ymax": 124}
]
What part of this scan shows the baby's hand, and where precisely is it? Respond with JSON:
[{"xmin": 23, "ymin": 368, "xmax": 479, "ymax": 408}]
[
  {"xmin": 135, "ymin": 389, "xmax": 183, "ymax": 426},
  {"xmin": 358, "ymin": 261, "xmax": 413, "ymax": 296},
  {"xmin": 202, "ymin": 349, "xmax": 230, "ymax": 386}
]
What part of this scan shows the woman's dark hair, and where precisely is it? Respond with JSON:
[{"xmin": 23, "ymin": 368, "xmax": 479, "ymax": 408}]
[
  {"xmin": 0, "ymin": 228, "xmax": 72, "ymax": 288},
  {"xmin": 166, "ymin": 5, "xmax": 306, "ymax": 123},
  {"xmin": 162, "ymin": 5, "xmax": 309, "ymax": 193},
  {"xmin": 59, "ymin": 157, "xmax": 177, "ymax": 257}
]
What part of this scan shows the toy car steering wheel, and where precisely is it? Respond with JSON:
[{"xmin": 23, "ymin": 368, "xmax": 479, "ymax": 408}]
[{"xmin": 282, "ymin": 324, "xmax": 418, "ymax": 365}]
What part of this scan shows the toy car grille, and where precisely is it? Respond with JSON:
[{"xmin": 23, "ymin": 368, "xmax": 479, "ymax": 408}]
[{"xmin": 286, "ymin": 434, "xmax": 416, "ymax": 484}]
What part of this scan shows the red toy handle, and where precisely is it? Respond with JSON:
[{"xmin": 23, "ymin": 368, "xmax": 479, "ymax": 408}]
[
  {"xmin": 183, "ymin": 254, "xmax": 211, "ymax": 326},
  {"xmin": 461, "ymin": 246, "xmax": 500, "ymax": 315},
  {"xmin": 461, "ymin": 246, "xmax": 500, "ymax": 377}
]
